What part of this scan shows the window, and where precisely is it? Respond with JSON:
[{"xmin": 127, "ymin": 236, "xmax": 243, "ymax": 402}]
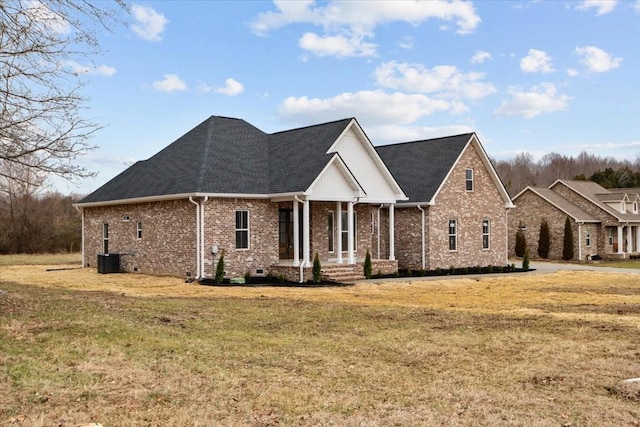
[
  {"xmin": 449, "ymin": 219, "xmax": 457, "ymax": 251},
  {"xmin": 328, "ymin": 211, "xmax": 335, "ymax": 252},
  {"xmin": 621, "ymin": 201, "xmax": 626, "ymax": 213},
  {"xmin": 634, "ymin": 202, "xmax": 638, "ymax": 214},
  {"xmin": 465, "ymin": 168, "xmax": 474, "ymax": 191},
  {"xmin": 235, "ymin": 210, "xmax": 249, "ymax": 249},
  {"xmin": 586, "ymin": 230, "xmax": 591, "ymax": 247},
  {"xmin": 608, "ymin": 228, "xmax": 614, "ymax": 246},
  {"xmin": 103, "ymin": 223, "xmax": 109, "ymax": 254},
  {"xmin": 136, "ymin": 221, "xmax": 143, "ymax": 239},
  {"xmin": 482, "ymin": 219, "xmax": 490, "ymax": 249},
  {"xmin": 341, "ymin": 211, "xmax": 357, "ymax": 251}
]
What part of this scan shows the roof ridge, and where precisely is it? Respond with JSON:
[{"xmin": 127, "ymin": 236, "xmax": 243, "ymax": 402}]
[
  {"xmin": 270, "ymin": 117, "xmax": 353, "ymax": 136},
  {"xmin": 376, "ymin": 133, "xmax": 474, "ymax": 149}
]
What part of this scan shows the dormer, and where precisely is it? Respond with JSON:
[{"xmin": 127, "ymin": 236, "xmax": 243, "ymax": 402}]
[{"xmin": 633, "ymin": 194, "xmax": 640, "ymax": 214}]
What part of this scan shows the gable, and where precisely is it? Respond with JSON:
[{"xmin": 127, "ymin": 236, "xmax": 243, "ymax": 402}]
[
  {"xmin": 305, "ymin": 154, "xmax": 365, "ymax": 201},
  {"xmin": 327, "ymin": 121, "xmax": 406, "ymax": 203}
]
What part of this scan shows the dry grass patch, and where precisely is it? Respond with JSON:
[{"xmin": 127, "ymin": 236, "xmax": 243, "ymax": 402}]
[{"xmin": 2, "ymin": 257, "xmax": 640, "ymax": 426}]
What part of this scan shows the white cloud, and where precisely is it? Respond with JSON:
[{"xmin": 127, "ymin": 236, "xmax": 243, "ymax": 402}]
[
  {"xmin": 566, "ymin": 68, "xmax": 579, "ymax": 77},
  {"xmin": 25, "ymin": 0, "xmax": 71, "ymax": 34},
  {"xmin": 131, "ymin": 4, "xmax": 169, "ymax": 42},
  {"xmin": 520, "ymin": 49, "xmax": 554, "ymax": 73},
  {"xmin": 278, "ymin": 90, "xmax": 456, "ymax": 126},
  {"xmin": 250, "ymin": 0, "xmax": 480, "ymax": 57},
  {"xmin": 494, "ymin": 83, "xmax": 570, "ymax": 119},
  {"xmin": 215, "ymin": 78, "xmax": 244, "ymax": 96},
  {"xmin": 635, "ymin": 0, "xmax": 640, "ymax": 13},
  {"xmin": 374, "ymin": 61, "xmax": 497, "ymax": 101},
  {"xmin": 471, "ymin": 50, "xmax": 491, "ymax": 64},
  {"xmin": 65, "ymin": 61, "xmax": 116, "ymax": 77},
  {"xmin": 399, "ymin": 36, "xmax": 414, "ymax": 50},
  {"xmin": 152, "ymin": 74, "xmax": 187, "ymax": 92},
  {"xmin": 575, "ymin": 0, "xmax": 618, "ymax": 15},
  {"xmin": 299, "ymin": 33, "xmax": 376, "ymax": 57},
  {"xmin": 575, "ymin": 46, "xmax": 622, "ymax": 73}
]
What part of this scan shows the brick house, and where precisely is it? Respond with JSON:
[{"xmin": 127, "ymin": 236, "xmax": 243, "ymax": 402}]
[
  {"xmin": 75, "ymin": 116, "xmax": 513, "ymax": 281},
  {"xmin": 509, "ymin": 180, "xmax": 640, "ymax": 261},
  {"xmin": 377, "ymin": 134, "xmax": 514, "ymax": 271}
]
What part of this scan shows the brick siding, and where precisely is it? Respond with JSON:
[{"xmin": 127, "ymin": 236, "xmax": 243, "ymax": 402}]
[{"xmin": 393, "ymin": 143, "xmax": 509, "ymax": 270}]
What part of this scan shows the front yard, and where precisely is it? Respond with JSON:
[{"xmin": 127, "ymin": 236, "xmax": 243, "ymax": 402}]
[{"xmin": 1, "ymin": 256, "xmax": 640, "ymax": 426}]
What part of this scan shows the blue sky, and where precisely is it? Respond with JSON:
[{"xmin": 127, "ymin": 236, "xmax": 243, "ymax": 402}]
[{"xmin": 55, "ymin": 0, "xmax": 640, "ymax": 194}]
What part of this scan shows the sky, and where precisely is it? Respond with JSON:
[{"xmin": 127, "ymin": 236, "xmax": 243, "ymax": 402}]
[{"xmin": 52, "ymin": 0, "xmax": 640, "ymax": 194}]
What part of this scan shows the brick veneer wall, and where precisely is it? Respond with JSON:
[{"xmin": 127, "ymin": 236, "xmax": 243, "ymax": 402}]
[
  {"xmin": 394, "ymin": 144, "xmax": 509, "ymax": 271},
  {"xmin": 508, "ymin": 189, "xmax": 600, "ymax": 261},
  {"xmin": 83, "ymin": 200, "xmax": 197, "ymax": 277},
  {"xmin": 550, "ymin": 182, "xmax": 621, "ymax": 256},
  {"xmin": 201, "ymin": 198, "xmax": 279, "ymax": 278}
]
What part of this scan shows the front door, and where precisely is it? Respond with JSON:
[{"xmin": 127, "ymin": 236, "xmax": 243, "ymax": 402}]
[{"xmin": 279, "ymin": 209, "xmax": 302, "ymax": 260}]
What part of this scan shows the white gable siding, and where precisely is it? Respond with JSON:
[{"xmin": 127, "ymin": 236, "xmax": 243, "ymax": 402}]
[
  {"xmin": 331, "ymin": 128, "xmax": 398, "ymax": 202},
  {"xmin": 308, "ymin": 161, "xmax": 360, "ymax": 200}
]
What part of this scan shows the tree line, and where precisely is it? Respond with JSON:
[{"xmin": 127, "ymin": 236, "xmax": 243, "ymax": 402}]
[{"xmin": 493, "ymin": 151, "xmax": 640, "ymax": 196}]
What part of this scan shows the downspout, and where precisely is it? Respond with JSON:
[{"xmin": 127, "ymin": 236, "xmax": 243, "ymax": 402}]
[
  {"xmin": 294, "ymin": 196, "xmax": 305, "ymax": 283},
  {"xmin": 417, "ymin": 205, "xmax": 425, "ymax": 271},
  {"xmin": 75, "ymin": 206, "xmax": 84, "ymax": 267},
  {"xmin": 577, "ymin": 221, "xmax": 583, "ymax": 261},
  {"xmin": 377, "ymin": 204, "xmax": 383, "ymax": 259},
  {"xmin": 200, "ymin": 196, "xmax": 210, "ymax": 277},
  {"xmin": 188, "ymin": 197, "xmax": 201, "ymax": 279}
]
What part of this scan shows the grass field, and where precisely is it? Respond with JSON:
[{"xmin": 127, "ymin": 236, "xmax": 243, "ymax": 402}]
[{"xmin": 1, "ymin": 256, "xmax": 640, "ymax": 426}]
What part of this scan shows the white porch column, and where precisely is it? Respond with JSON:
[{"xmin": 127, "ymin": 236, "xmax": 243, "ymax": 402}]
[
  {"xmin": 617, "ymin": 226, "xmax": 624, "ymax": 255},
  {"xmin": 347, "ymin": 201, "xmax": 355, "ymax": 264},
  {"xmin": 389, "ymin": 204, "xmax": 395, "ymax": 261},
  {"xmin": 627, "ymin": 226, "xmax": 633, "ymax": 254},
  {"xmin": 293, "ymin": 199, "xmax": 300, "ymax": 266},
  {"xmin": 636, "ymin": 226, "xmax": 640, "ymax": 253},
  {"xmin": 578, "ymin": 223, "xmax": 582, "ymax": 262},
  {"xmin": 336, "ymin": 202, "xmax": 343, "ymax": 264},
  {"xmin": 303, "ymin": 199, "xmax": 310, "ymax": 267}
]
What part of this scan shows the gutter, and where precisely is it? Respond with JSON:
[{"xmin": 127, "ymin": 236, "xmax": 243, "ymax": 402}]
[
  {"xmin": 75, "ymin": 206, "xmax": 84, "ymax": 267},
  {"xmin": 377, "ymin": 204, "xmax": 384, "ymax": 259},
  {"xmin": 200, "ymin": 196, "xmax": 210, "ymax": 278}
]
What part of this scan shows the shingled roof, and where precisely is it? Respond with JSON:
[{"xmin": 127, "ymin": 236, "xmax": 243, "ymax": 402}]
[
  {"xmin": 516, "ymin": 187, "xmax": 598, "ymax": 222},
  {"xmin": 80, "ymin": 116, "xmax": 353, "ymax": 204},
  {"xmin": 551, "ymin": 180, "xmax": 640, "ymax": 221},
  {"xmin": 375, "ymin": 133, "xmax": 474, "ymax": 204}
]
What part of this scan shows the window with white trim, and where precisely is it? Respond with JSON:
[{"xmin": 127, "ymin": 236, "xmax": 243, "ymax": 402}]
[
  {"xmin": 634, "ymin": 202, "xmax": 638, "ymax": 214},
  {"xmin": 449, "ymin": 219, "xmax": 457, "ymax": 251},
  {"xmin": 103, "ymin": 223, "xmax": 109, "ymax": 254},
  {"xmin": 136, "ymin": 221, "xmax": 143, "ymax": 240},
  {"xmin": 482, "ymin": 219, "xmax": 490, "ymax": 249},
  {"xmin": 341, "ymin": 211, "xmax": 357, "ymax": 251},
  {"xmin": 328, "ymin": 211, "xmax": 335, "ymax": 252},
  {"xmin": 465, "ymin": 169, "xmax": 474, "ymax": 191},
  {"xmin": 235, "ymin": 210, "xmax": 249, "ymax": 249},
  {"xmin": 586, "ymin": 229, "xmax": 591, "ymax": 247},
  {"xmin": 608, "ymin": 228, "xmax": 614, "ymax": 246}
]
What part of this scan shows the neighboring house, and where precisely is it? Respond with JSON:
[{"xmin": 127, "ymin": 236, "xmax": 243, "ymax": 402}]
[
  {"xmin": 510, "ymin": 180, "xmax": 640, "ymax": 261},
  {"xmin": 377, "ymin": 134, "xmax": 514, "ymax": 271},
  {"xmin": 75, "ymin": 116, "xmax": 512, "ymax": 281}
]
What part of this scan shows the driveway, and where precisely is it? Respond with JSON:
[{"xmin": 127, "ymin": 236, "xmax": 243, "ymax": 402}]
[{"xmin": 519, "ymin": 259, "xmax": 640, "ymax": 275}]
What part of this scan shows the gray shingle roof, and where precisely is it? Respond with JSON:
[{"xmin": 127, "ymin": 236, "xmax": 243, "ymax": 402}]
[
  {"xmin": 520, "ymin": 187, "xmax": 598, "ymax": 222},
  {"xmin": 375, "ymin": 133, "xmax": 473, "ymax": 204},
  {"xmin": 80, "ymin": 116, "xmax": 353, "ymax": 203},
  {"xmin": 553, "ymin": 180, "xmax": 640, "ymax": 222}
]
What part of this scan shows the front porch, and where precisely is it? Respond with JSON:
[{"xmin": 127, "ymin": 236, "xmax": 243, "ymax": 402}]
[{"xmin": 270, "ymin": 259, "xmax": 398, "ymax": 283}]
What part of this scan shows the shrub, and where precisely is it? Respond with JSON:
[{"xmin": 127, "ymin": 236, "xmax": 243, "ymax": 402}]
[
  {"xmin": 376, "ymin": 269, "xmax": 382, "ymax": 278},
  {"xmin": 215, "ymin": 252, "xmax": 225, "ymax": 283},
  {"xmin": 538, "ymin": 220, "xmax": 550, "ymax": 258},
  {"xmin": 515, "ymin": 229, "xmax": 526, "ymax": 257},
  {"xmin": 562, "ymin": 216, "xmax": 574, "ymax": 261},
  {"xmin": 487, "ymin": 265, "xmax": 494, "ymax": 273},
  {"xmin": 364, "ymin": 249, "xmax": 372, "ymax": 279},
  {"xmin": 312, "ymin": 252, "xmax": 322, "ymax": 283},
  {"xmin": 244, "ymin": 271, "xmax": 252, "ymax": 283},
  {"xmin": 523, "ymin": 248, "xmax": 530, "ymax": 271},
  {"xmin": 278, "ymin": 274, "xmax": 285, "ymax": 284}
]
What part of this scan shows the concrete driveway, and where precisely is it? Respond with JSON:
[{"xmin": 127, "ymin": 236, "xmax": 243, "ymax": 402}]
[{"xmin": 518, "ymin": 259, "xmax": 640, "ymax": 275}]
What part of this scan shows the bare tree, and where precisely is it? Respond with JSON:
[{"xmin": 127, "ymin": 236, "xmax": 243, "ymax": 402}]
[{"xmin": 0, "ymin": 0, "xmax": 127, "ymax": 184}]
